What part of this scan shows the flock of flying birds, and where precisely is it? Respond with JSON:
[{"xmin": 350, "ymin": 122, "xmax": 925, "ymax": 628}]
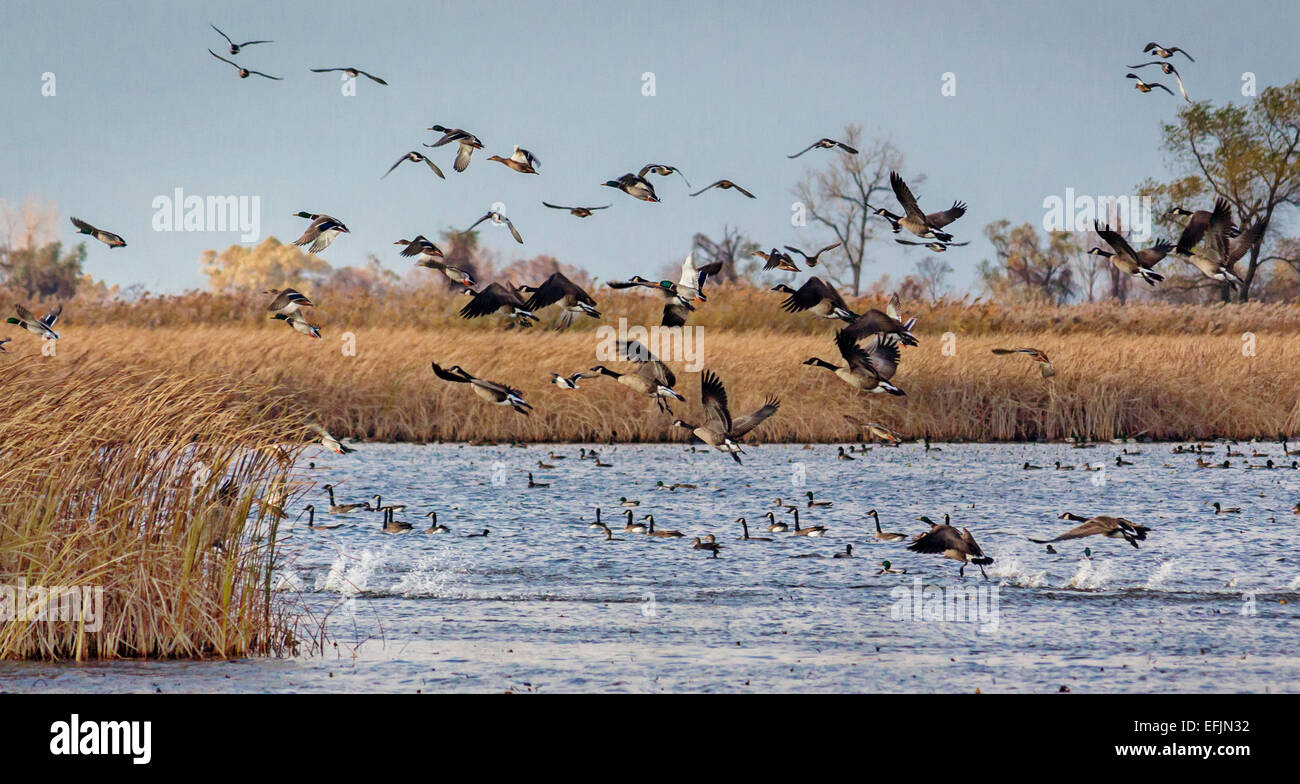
[{"xmin": 7, "ymin": 30, "xmax": 1281, "ymax": 576}]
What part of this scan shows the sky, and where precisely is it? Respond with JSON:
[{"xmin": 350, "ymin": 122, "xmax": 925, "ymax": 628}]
[{"xmin": 3, "ymin": 0, "xmax": 1298, "ymax": 295}]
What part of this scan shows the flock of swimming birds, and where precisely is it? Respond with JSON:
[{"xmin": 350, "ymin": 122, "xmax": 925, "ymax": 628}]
[{"xmin": 11, "ymin": 30, "xmax": 1295, "ymax": 576}]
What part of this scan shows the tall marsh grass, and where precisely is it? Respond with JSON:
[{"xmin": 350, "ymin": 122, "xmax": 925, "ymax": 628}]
[{"xmin": 0, "ymin": 356, "xmax": 313, "ymax": 659}]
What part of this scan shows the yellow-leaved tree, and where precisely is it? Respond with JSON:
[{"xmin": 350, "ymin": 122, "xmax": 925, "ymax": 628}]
[{"xmin": 200, "ymin": 237, "xmax": 332, "ymax": 293}]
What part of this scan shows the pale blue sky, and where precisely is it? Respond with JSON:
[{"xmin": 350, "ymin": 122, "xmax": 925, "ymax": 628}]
[{"xmin": 3, "ymin": 0, "xmax": 1297, "ymax": 293}]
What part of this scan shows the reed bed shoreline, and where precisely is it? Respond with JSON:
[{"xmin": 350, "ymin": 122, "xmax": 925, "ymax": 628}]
[{"xmin": 4, "ymin": 323, "xmax": 1297, "ymax": 444}]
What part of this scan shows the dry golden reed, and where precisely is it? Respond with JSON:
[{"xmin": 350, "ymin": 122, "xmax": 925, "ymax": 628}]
[
  {"xmin": 0, "ymin": 356, "xmax": 314, "ymax": 660},
  {"xmin": 5, "ymin": 321, "xmax": 1298, "ymax": 444}
]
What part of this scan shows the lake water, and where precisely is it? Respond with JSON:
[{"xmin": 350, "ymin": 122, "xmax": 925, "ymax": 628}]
[{"xmin": 3, "ymin": 442, "xmax": 1299, "ymax": 693}]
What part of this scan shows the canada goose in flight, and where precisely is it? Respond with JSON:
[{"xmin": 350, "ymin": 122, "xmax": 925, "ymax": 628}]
[
  {"xmin": 302, "ymin": 505, "xmax": 343, "ymax": 530},
  {"xmin": 806, "ymin": 491, "xmax": 832, "ymax": 508},
  {"xmin": 463, "ymin": 210, "xmax": 524, "ymax": 244},
  {"xmin": 70, "ymin": 217, "xmax": 126, "ymax": 248},
  {"xmin": 432, "ymin": 362, "xmax": 533, "ymax": 416},
  {"xmin": 310, "ymin": 424, "xmax": 353, "ymax": 454},
  {"xmin": 601, "ymin": 173, "xmax": 660, "ymax": 202},
  {"xmin": 894, "ymin": 238, "xmax": 970, "ymax": 252},
  {"xmin": 755, "ymin": 248, "xmax": 800, "ymax": 272},
  {"xmin": 877, "ymin": 560, "xmax": 906, "ymax": 575},
  {"xmin": 7, "ymin": 303, "xmax": 61, "ymax": 340},
  {"xmin": 524, "ymin": 272, "xmax": 600, "ymax": 329},
  {"xmin": 788, "ymin": 138, "xmax": 859, "ymax": 158},
  {"xmin": 322, "ymin": 484, "xmax": 366, "ymax": 514},
  {"xmin": 1143, "ymin": 42, "xmax": 1194, "ymax": 62},
  {"xmin": 459, "ymin": 282, "xmax": 537, "ymax": 327},
  {"xmin": 789, "ymin": 509, "xmax": 827, "ymax": 537},
  {"xmin": 737, "ymin": 517, "xmax": 772, "ymax": 541},
  {"xmin": 423, "ymin": 125, "xmax": 483, "ymax": 172},
  {"xmin": 486, "ymin": 145, "xmax": 541, "ymax": 174},
  {"xmin": 841, "ymin": 308, "xmax": 918, "ymax": 346},
  {"xmin": 551, "ymin": 371, "xmax": 597, "ymax": 389},
  {"xmin": 605, "ymin": 276, "xmax": 697, "ymax": 327},
  {"xmin": 991, "ymin": 347, "xmax": 1055, "ymax": 378},
  {"xmin": 1126, "ymin": 73, "xmax": 1174, "ymax": 96},
  {"xmin": 677, "ymin": 252, "xmax": 724, "ymax": 302},
  {"xmin": 908, "ymin": 516, "xmax": 993, "ymax": 578},
  {"xmin": 1089, "ymin": 222, "xmax": 1164, "ymax": 285},
  {"xmin": 672, "ymin": 369, "xmax": 780, "ymax": 464},
  {"xmin": 637, "ymin": 163, "xmax": 690, "ymax": 187},
  {"xmin": 833, "ymin": 545, "xmax": 854, "ymax": 559},
  {"xmin": 1183, "ymin": 213, "xmax": 1264, "ymax": 290},
  {"xmin": 773, "ymin": 277, "xmax": 857, "ymax": 322},
  {"xmin": 265, "ymin": 288, "xmax": 312, "ymax": 316},
  {"xmin": 383, "ymin": 151, "xmax": 445, "ymax": 180},
  {"xmin": 311, "ymin": 66, "xmax": 388, "ymax": 85},
  {"xmin": 783, "ymin": 242, "xmax": 842, "ymax": 267},
  {"xmin": 423, "ymin": 512, "xmax": 450, "ymax": 534},
  {"xmin": 764, "ymin": 511, "xmax": 789, "ymax": 532},
  {"xmin": 542, "ymin": 202, "xmax": 610, "ymax": 218},
  {"xmin": 291, "ymin": 212, "xmax": 349, "ymax": 253},
  {"xmin": 380, "ymin": 508, "xmax": 413, "ymax": 534},
  {"xmin": 467, "ymin": 528, "xmax": 491, "ymax": 538},
  {"xmin": 527, "ymin": 472, "xmax": 549, "ymax": 488},
  {"xmin": 692, "ymin": 537, "xmax": 723, "ymax": 557},
  {"xmin": 207, "ymin": 49, "xmax": 282, "ymax": 80},
  {"xmin": 881, "ymin": 171, "xmax": 966, "ymax": 242},
  {"xmin": 1171, "ymin": 199, "xmax": 1241, "ymax": 253},
  {"xmin": 272, "ymin": 311, "xmax": 321, "ymax": 339},
  {"xmin": 623, "ymin": 509, "xmax": 648, "ymax": 534},
  {"xmin": 209, "ymin": 24, "xmax": 272, "ymax": 55},
  {"xmin": 843, "ymin": 416, "xmax": 902, "ymax": 444},
  {"xmin": 869, "ymin": 509, "xmax": 906, "ymax": 541},
  {"xmin": 1211, "ymin": 502, "xmax": 1242, "ymax": 514},
  {"xmin": 1029, "ymin": 512, "xmax": 1150, "ymax": 548},
  {"xmin": 1129, "ymin": 61, "xmax": 1190, "ymax": 101},
  {"xmin": 590, "ymin": 339, "xmax": 685, "ymax": 414},
  {"xmin": 689, "ymin": 180, "xmax": 756, "ymax": 199},
  {"xmin": 643, "ymin": 515, "xmax": 684, "ymax": 538},
  {"xmin": 804, "ymin": 329, "xmax": 906, "ymax": 396}
]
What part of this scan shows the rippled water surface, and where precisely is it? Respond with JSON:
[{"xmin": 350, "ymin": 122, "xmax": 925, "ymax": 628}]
[{"xmin": 4, "ymin": 442, "xmax": 1299, "ymax": 693}]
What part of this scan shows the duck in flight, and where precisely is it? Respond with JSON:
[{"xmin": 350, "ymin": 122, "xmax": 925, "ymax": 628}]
[
  {"xmin": 7, "ymin": 303, "xmax": 61, "ymax": 340},
  {"xmin": 1143, "ymin": 42, "xmax": 1193, "ymax": 62},
  {"xmin": 602, "ymin": 173, "xmax": 660, "ymax": 202},
  {"xmin": 291, "ymin": 212, "xmax": 349, "ymax": 254},
  {"xmin": 209, "ymin": 24, "xmax": 271, "ymax": 55},
  {"xmin": 311, "ymin": 66, "xmax": 388, "ymax": 85},
  {"xmin": 265, "ymin": 287, "xmax": 312, "ymax": 316},
  {"xmin": 783, "ymin": 242, "xmax": 841, "ymax": 267},
  {"xmin": 638, "ymin": 163, "xmax": 690, "ymax": 187},
  {"xmin": 272, "ymin": 311, "xmax": 321, "ymax": 339},
  {"xmin": 677, "ymin": 252, "xmax": 724, "ymax": 302},
  {"xmin": 463, "ymin": 210, "xmax": 523, "ymax": 244},
  {"xmin": 606, "ymin": 276, "xmax": 697, "ymax": 327},
  {"xmin": 690, "ymin": 180, "xmax": 756, "ymax": 199},
  {"xmin": 542, "ymin": 202, "xmax": 610, "ymax": 218},
  {"xmin": 754, "ymin": 247, "xmax": 800, "ymax": 272},
  {"xmin": 788, "ymin": 138, "xmax": 859, "ymax": 158},
  {"xmin": 1126, "ymin": 73, "xmax": 1174, "ymax": 96},
  {"xmin": 424, "ymin": 125, "xmax": 483, "ymax": 172},
  {"xmin": 208, "ymin": 49, "xmax": 282, "ymax": 80},
  {"xmin": 488, "ymin": 146, "xmax": 541, "ymax": 174},
  {"xmin": 1129, "ymin": 61, "xmax": 1190, "ymax": 101},
  {"xmin": 991, "ymin": 347, "xmax": 1055, "ymax": 378},
  {"xmin": 71, "ymin": 217, "xmax": 126, "ymax": 248},
  {"xmin": 383, "ymin": 151, "xmax": 445, "ymax": 180}
]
